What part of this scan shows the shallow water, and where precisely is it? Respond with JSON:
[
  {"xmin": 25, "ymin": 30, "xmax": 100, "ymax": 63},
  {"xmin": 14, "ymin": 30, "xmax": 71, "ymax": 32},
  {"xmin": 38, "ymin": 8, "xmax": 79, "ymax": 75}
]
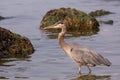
[{"xmin": 0, "ymin": 0, "xmax": 120, "ymax": 80}]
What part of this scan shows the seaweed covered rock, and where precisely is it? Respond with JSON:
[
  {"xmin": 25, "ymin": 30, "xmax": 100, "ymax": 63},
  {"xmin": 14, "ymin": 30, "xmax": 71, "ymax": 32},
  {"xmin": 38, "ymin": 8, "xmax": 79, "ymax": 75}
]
[
  {"xmin": 89, "ymin": 9, "xmax": 113, "ymax": 17},
  {"xmin": 0, "ymin": 27, "xmax": 34, "ymax": 58},
  {"xmin": 40, "ymin": 8, "xmax": 99, "ymax": 35}
]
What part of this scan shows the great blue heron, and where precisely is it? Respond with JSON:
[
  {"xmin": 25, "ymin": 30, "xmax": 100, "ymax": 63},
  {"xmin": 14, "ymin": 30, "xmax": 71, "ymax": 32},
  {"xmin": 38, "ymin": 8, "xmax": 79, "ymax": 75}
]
[{"xmin": 44, "ymin": 21, "xmax": 111, "ymax": 74}]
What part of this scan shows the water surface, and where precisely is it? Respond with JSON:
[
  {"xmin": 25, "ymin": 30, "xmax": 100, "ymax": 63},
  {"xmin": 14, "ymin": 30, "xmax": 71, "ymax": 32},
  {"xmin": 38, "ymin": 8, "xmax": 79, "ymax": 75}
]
[{"xmin": 0, "ymin": 0, "xmax": 120, "ymax": 80}]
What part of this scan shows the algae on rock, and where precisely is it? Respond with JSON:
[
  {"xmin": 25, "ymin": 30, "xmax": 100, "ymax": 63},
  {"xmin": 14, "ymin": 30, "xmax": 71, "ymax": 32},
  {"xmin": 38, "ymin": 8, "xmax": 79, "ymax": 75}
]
[
  {"xmin": 0, "ymin": 27, "xmax": 34, "ymax": 58},
  {"xmin": 40, "ymin": 8, "xmax": 99, "ymax": 36}
]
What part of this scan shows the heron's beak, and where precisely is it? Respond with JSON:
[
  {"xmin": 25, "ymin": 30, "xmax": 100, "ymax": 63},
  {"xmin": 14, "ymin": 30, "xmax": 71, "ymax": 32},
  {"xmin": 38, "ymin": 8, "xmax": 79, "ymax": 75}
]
[{"xmin": 43, "ymin": 26, "xmax": 54, "ymax": 30}]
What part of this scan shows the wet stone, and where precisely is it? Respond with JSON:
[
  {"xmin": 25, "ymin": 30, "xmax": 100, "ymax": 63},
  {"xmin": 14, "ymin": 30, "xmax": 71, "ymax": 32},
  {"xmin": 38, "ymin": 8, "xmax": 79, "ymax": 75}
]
[
  {"xmin": 0, "ymin": 16, "xmax": 5, "ymax": 20},
  {"xmin": 0, "ymin": 27, "xmax": 34, "ymax": 58},
  {"xmin": 89, "ymin": 9, "xmax": 113, "ymax": 17},
  {"xmin": 40, "ymin": 7, "xmax": 99, "ymax": 36}
]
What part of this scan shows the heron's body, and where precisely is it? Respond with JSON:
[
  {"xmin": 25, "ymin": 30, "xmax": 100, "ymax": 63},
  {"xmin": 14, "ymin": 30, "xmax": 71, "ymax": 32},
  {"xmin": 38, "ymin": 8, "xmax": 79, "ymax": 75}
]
[{"xmin": 44, "ymin": 21, "xmax": 111, "ymax": 73}]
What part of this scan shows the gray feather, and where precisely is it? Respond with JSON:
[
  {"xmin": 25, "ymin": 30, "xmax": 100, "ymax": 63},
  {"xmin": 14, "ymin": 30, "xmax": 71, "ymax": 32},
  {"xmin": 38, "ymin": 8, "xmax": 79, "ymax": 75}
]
[{"xmin": 66, "ymin": 43, "xmax": 111, "ymax": 66}]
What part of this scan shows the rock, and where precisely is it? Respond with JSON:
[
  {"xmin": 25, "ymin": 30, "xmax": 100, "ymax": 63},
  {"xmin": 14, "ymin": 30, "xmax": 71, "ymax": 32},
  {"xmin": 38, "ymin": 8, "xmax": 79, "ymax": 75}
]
[
  {"xmin": 40, "ymin": 8, "xmax": 99, "ymax": 35},
  {"xmin": 99, "ymin": 20, "xmax": 113, "ymax": 25},
  {"xmin": 0, "ymin": 27, "xmax": 34, "ymax": 58},
  {"xmin": 0, "ymin": 16, "xmax": 5, "ymax": 20},
  {"xmin": 0, "ymin": 16, "xmax": 14, "ymax": 21},
  {"xmin": 89, "ymin": 9, "xmax": 113, "ymax": 17}
]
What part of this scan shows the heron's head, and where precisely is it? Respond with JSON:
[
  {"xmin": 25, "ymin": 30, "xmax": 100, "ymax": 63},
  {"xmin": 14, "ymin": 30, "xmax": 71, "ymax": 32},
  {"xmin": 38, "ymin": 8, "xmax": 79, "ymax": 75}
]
[{"xmin": 43, "ymin": 21, "xmax": 65, "ymax": 30}]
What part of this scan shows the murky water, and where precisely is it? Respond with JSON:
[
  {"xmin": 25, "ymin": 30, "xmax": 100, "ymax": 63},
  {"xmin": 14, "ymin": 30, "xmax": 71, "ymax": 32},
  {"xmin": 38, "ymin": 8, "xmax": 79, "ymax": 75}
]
[{"xmin": 0, "ymin": 0, "xmax": 120, "ymax": 80}]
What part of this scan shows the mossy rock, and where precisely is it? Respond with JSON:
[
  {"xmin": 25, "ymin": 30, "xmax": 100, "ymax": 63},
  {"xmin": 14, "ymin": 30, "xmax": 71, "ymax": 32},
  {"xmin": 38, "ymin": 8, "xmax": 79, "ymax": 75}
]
[
  {"xmin": 40, "ymin": 8, "xmax": 99, "ymax": 36},
  {"xmin": 0, "ymin": 27, "xmax": 34, "ymax": 58},
  {"xmin": 89, "ymin": 9, "xmax": 113, "ymax": 17}
]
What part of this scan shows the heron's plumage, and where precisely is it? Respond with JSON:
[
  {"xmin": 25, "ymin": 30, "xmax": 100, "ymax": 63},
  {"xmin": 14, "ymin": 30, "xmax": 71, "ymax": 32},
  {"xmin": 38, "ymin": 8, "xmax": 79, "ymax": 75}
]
[
  {"xmin": 44, "ymin": 21, "xmax": 111, "ymax": 73},
  {"xmin": 66, "ymin": 43, "xmax": 111, "ymax": 66}
]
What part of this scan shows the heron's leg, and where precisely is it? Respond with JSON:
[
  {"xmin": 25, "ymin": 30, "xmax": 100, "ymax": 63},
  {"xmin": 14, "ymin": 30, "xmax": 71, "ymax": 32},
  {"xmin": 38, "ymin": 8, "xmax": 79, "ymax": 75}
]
[
  {"xmin": 87, "ymin": 66, "xmax": 91, "ymax": 73},
  {"xmin": 77, "ymin": 63, "xmax": 82, "ymax": 74},
  {"xmin": 78, "ymin": 67, "xmax": 81, "ymax": 74}
]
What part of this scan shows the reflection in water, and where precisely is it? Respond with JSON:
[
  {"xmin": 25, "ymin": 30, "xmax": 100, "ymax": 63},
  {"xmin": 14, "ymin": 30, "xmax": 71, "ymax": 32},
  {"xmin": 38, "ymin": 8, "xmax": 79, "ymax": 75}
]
[
  {"xmin": 0, "ymin": 56, "xmax": 31, "ymax": 79},
  {"xmin": 0, "ymin": 56, "xmax": 31, "ymax": 66},
  {"xmin": 45, "ymin": 30, "xmax": 98, "ymax": 39},
  {"xmin": 0, "ymin": 58, "xmax": 16, "ymax": 66},
  {"xmin": 43, "ymin": 26, "xmax": 99, "ymax": 39},
  {"xmin": 0, "ymin": 76, "xmax": 9, "ymax": 79},
  {"xmin": 71, "ymin": 74, "xmax": 111, "ymax": 80}
]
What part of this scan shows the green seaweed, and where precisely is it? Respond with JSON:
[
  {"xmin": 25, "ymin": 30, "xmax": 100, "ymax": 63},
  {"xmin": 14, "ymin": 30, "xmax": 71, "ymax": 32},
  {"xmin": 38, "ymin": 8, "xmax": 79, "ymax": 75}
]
[
  {"xmin": 0, "ymin": 27, "xmax": 34, "ymax": 58},
  {"xmin": 40, "ymin": 8, "xmax": 99, "ymax": 36}
]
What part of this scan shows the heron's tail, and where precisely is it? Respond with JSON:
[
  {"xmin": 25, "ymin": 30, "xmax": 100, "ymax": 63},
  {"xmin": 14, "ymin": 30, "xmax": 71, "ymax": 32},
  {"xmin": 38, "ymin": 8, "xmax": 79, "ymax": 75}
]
[{"xmin": 104, "ymin": 58, "xmax": 112, "ymax": 66}]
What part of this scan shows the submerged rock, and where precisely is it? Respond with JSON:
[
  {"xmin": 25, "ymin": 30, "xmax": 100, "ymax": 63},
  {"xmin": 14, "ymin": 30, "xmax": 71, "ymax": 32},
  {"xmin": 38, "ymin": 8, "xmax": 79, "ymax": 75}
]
[
  {"xmin": 0, "ymin": 16, "xmax": 5, "ymax": 20},
  {"xmin": 89, "ymin": 9, "xmax": 113, "ymax": 17},
  {"xmin": 99, "ymin": 20, "xmax": 113, "ymax": 25},
  {"xmin": 0, "ymin": 27, "xmax": 34, "ymax": 58},
  {"xmin": 40, "ymin": 8, "xmax": 99, "ymax": 36}
]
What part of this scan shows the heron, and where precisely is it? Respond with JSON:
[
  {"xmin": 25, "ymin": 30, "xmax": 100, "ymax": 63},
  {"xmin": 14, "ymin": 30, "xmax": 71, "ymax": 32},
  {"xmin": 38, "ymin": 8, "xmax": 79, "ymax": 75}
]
[{"xmin": 44, "ymin": 21, "xmax": 111, "ymax": 74}]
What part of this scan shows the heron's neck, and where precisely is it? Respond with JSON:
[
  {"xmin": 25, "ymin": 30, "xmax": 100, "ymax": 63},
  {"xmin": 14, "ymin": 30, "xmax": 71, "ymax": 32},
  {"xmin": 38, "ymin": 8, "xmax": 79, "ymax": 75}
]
[{"xmin": 58, "ymin": 26, "xmax": 67, "ymax": 48}]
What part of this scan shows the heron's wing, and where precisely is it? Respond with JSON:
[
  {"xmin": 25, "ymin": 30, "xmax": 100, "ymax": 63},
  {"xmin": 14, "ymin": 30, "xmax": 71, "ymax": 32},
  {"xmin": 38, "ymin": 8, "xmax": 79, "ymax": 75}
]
[{"xmin": 69, "ymin": 43, "xmax": 111, "ymax": 66}]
